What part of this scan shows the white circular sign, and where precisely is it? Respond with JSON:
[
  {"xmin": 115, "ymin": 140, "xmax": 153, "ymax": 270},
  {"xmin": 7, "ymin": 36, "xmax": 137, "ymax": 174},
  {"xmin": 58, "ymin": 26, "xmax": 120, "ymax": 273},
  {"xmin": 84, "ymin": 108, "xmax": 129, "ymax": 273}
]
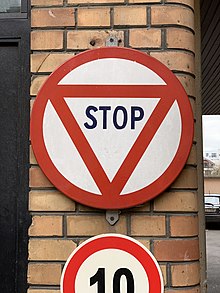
[
  {"xmin": 31, "ymin": 47, "xmax": 194, "ymax": 209},
  {"xmin": 61, "ymin": 234, "xmax": 164, "ymax": 293}
]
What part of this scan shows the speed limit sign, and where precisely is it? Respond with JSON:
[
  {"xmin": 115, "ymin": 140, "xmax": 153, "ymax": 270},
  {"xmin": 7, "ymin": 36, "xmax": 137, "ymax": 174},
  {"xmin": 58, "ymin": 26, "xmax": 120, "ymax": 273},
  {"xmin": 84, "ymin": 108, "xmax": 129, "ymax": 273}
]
[{"xmin": 61, "ymin": 234, "xmax": 164, "ymax": 293}]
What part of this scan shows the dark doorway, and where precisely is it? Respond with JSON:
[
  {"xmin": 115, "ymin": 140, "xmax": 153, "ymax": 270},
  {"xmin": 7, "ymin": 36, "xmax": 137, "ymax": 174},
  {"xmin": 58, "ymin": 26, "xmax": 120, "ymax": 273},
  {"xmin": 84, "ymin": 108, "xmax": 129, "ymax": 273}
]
[
  {"xmin": 0, "ymin": 1, "xmax": 30, "ymax": 292},
  {"xmin": 201, "ymin": 0, "xmax": 220, "ymax": 114}
]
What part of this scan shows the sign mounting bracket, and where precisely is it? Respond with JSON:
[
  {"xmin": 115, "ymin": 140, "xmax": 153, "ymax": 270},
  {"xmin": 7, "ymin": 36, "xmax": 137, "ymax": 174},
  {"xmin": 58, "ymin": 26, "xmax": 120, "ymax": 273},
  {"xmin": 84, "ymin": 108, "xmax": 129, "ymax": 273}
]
[
  {"xmin": 105, "ymin": 36, "xmax": 118, "ymax": 47},
  {"xmin": 106, "ymin": 209, "xmax": 120, "ymax": 225}
]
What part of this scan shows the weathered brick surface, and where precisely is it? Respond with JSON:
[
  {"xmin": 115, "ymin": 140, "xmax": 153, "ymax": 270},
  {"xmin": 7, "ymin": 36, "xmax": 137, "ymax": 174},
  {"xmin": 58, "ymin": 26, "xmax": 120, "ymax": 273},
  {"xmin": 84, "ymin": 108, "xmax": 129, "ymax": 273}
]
[
  {"xmin": 177, "ymin": 74, "xmax": 196, "ymax": 97},
  {"xmin": 165, "ymin": 0, "xmax": 194, "ymax": 9},
  {"xmin": 114, "ymin": 6, "xmax": 147, "ymax": 26},
  {"xmin": 171, "ymin": 262, "xmax": 200, "ymax": 287},
  {"xmin": 30, "ymin": 76, "xmax": 48, "ymax": 95},
  {"xmin": 167, "ymin": 28, "xmax": 195, "ymax": 52},
  {"xmin": 130, "ymin": 201, "xmax": 150, "ymax": 212},
  {"xmin": 160, "ymin": 265, "xmax": 167, "ymax": 286},
  {"xmin": 30, "ymin": 99, "xmax": 34, "ymax": 114},
  {"xmin": 151, "ymin": 6, "xmax": 194, "ymax": 29},
  {"xmin": 129, "ymin": 29, "xmax": 161, "ymax": 48},
  {"xmin": 29, "ymin": 0, "xmax": 202, "ymax": 291},
  {"xmin": 154, "ymin": 239, "xmax": 199, "ymax": 261},
  {"xmin": 29, "ymin": 190, "xmax": 76, "ymax": 211},
  {"xmin": 187, "ymin": 144, "xmax": 197, "ymax": 165},
  {"xmin": 28, "ymin": 263, "xmax": 62, "ymax": 285},
  {"xmin": 170, "ymin": 215, "xmax": 199, "ymax": 237},
  {"xmin": 31, "ymin": 31, "xmax": 63, "ymax": 50},
  {"xmin": 67, "ymin": 215, "xmax": 127, "ymax": 236},
  {"xmin": 31, "ymin": 8, "xmax": 75, "ymax": 28},
  {"xmin": 67, "ymin": 30, "xmax": 124, "ymax": 50},
  {"xmin": 29, "ymin": 239, "xmax": 76, "ymax": 261},
  {"xmin": 30, "ymin": 145, "xmax": 37, "ymax": 165},
  {"xmin": 78, "ymin": 8, "xmax": 110, "ymax": 27},
  {"xmin": 189, "ymin": 98, "xmax": 196, "ymax": 119},
  {"xmin": 171, "ymin": 168, "xmax": 197, "ymax": 189},
  {"xmin": 131, "ymin": 215, "xmax": 166, "ymax": 236},
  {"xmin": 31, "ymin": 53, "xmax": 75, "ymax": 73},
  {"xmin": 154, "ymin": 191, "xmax": 198, "ymax": 212},
  {"xmin": 29, "ymin": 215, "xmax": 63, "ymax": 236},
  {"xmin": 29, "ymin": 167, "xmax": 53, "ymax": 188},
  {"xmin": 134, "ymin": 238, "xmax": 150, "ymax": 250},
  {"xmin": 150, "ymin": 51, "xmax": 195, "ymax": 75}
]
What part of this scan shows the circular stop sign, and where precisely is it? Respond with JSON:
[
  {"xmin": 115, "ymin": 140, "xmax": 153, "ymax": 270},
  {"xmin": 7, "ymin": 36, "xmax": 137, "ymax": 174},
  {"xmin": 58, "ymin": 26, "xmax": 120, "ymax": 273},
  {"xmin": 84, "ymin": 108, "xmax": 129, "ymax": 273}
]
[{"xmin": 30, "ymin": 47, "xmax": 194, "ymax": 209}]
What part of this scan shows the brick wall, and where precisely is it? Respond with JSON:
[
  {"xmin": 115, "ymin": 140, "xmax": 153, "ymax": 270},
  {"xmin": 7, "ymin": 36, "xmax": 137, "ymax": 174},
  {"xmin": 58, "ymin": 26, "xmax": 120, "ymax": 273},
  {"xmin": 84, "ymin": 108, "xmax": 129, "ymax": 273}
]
[{"xmin": 29, "ymin": 0, "xmax": 202, "ymax": 292}]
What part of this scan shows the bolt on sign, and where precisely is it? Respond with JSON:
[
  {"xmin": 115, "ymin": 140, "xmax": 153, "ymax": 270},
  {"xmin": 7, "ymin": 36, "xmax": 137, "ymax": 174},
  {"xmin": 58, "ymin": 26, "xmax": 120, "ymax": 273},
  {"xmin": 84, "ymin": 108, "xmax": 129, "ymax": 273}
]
[
  {"xmin": 30, "ymin": 47, "xmax": 194, "ymax": 210},
  {"xmin": 61, "ymin": 234, "xmax": 164, "ymax": 293}
]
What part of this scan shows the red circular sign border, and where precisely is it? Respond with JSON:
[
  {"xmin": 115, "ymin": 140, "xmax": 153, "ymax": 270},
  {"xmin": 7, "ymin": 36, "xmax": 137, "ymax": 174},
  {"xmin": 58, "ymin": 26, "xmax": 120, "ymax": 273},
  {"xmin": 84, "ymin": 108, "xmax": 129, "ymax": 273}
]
[
  {"xmin": 30, "ymin": 47, "xmax": 194, "ymax": 209},
  {"xmin": 61, "ymin": 234, "xmax": 164, "ymax": 293}
]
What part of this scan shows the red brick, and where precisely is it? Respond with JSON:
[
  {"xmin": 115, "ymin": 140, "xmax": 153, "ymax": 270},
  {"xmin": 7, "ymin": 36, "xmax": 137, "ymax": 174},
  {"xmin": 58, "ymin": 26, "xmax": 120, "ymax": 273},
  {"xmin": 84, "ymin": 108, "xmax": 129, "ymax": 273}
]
[
  {"xmin": 171, "ymin": 262, "xmax": 200, "ymax": 286},
  {"xmin": 170, "ymin": 215, "xmax": 199, "ymax": 237},
  {"xmin": 154, "ymin": 239, "xmax": 200, "ymax": 261}
]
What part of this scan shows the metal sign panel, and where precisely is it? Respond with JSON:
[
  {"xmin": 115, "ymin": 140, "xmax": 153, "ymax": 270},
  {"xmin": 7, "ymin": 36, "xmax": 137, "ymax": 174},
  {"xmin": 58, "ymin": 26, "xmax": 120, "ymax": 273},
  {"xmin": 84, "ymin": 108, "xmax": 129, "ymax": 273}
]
[
  {"xmin": 30, "ymin": 47, "xmax": 194, "ymax": 209},
  {"xmin": 61, "ymin": 234, "xmax": 164, "ymax": 293}
]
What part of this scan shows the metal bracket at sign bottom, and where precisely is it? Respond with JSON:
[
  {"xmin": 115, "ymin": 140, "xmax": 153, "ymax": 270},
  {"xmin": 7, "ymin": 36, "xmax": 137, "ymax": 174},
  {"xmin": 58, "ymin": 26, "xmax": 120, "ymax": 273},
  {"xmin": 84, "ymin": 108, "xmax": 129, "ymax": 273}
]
[{"xmin": 106, "ymin": 210, "xmax": 120, "ymax": 225}]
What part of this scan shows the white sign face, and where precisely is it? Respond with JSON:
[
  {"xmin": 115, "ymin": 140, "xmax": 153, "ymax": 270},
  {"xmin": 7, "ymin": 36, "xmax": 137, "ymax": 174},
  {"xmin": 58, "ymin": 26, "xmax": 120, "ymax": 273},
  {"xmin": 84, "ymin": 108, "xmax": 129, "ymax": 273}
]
[
  {"xmin": 31, "ymin": 47, "xmax": 194, "ymax": 209},
  {"xmin": 61, "ymin": 234, "xmax": 164, "ymax": 293},
  {"xmin": 75, "ymin": 249, "xmax": 149, "ymax": 292},
  {"xmin": 43, "ymin": 58, "xmax": 180, "ymax": 195}
]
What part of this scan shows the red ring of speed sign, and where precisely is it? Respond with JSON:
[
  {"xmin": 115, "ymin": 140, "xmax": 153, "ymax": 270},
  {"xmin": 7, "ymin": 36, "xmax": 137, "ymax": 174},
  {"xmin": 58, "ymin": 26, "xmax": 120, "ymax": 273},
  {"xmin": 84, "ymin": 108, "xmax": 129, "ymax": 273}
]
[
  {"xmin": 30, "ymin": 47, "xmax": 194, "ymax": 210},
  {"xmin": 61, "ymin": 234, "xmax": 164, "ymax": 293}
]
